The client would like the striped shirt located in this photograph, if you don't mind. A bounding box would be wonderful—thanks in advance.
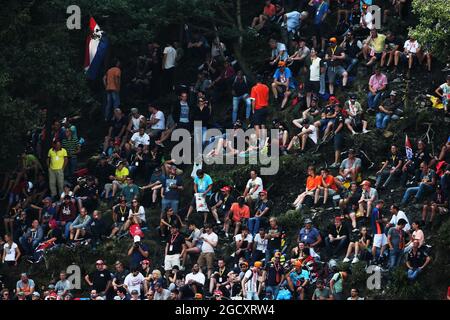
[62,137,80,157]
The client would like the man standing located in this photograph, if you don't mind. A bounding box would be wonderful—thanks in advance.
[47,141,68,199]
[162,42,177,94]
[61,129,80,179]
[103,60,121,121]
[250,74,270,141]
[387,219,407,270]
[198,224,218,279]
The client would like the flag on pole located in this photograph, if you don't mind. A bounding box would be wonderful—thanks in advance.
[405,134,413,160]
[84,17,109,80]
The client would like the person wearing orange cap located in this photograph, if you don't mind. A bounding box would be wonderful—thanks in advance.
[358,180,378,217]
[287,259,310,300]
[325,37,348,95]
[242,260,262,300]
[271,60,295,110]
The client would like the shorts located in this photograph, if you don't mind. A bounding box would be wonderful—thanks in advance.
[253,107,268,126]
[313,23,325,39]
[334,132,344,151]
[400,53,418,63]
[306,80,320,93]
[164,254,181,271]
[198,252,215,270]
[319,118,334,132]
[373,234,388,248]
[327,66,346,83]
[370,52,382,61]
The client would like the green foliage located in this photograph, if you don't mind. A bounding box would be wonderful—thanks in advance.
[411,0,450,61]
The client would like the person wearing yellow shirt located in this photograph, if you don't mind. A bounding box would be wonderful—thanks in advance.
[47,141,68,198]
[362,28,386,67]
[104,161,129,200]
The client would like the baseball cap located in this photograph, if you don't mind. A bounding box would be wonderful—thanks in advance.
[360,180,371,186]
[329,37,337,43]
[274,251,282,258]
[133,235,141,243]
[95,259,104,265]
[131,108,139,114]
[350,94,357,100]
[348,148,356,154]
[259,189,268,195]
[254,261,263,268]
[214,290,223,296]
[116,161,123,167]
[220,186,232,192]
[390,90,397,96]
[33,292,41,298]
[278,60,286,67]
[141,259,150,265]
[294,260,302,267]
[304,218,313,224]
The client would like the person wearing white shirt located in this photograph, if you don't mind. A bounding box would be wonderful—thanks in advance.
[252,229,268,262]
[396,35,421,75]
[198,225,218,278]
[243,170,263,205]
[234,227,253,262]
[2,234,21,266]
[130,127,150,150]
[388,204,410,232]
[162,42,177,94]
[124,270,145,295]
[184,264,206,298]
[147,104,166,139]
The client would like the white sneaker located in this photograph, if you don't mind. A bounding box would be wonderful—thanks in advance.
[362,129,370,134]
[352,257,359,264]
[343,257,350,263]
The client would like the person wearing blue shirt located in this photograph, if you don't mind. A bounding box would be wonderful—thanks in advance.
[272,61,295,110]
[186,169,213,221]
[297,218,322,256]
[288,260,310,300]
[312,0,329,52]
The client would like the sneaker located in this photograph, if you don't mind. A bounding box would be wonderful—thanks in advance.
[352,257,359,263]
[343,257,350,263]
[216,220,221,225]
[362,129,370,134]
[329,162,340,168]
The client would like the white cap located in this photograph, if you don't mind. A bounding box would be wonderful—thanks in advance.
[134,235,141,243]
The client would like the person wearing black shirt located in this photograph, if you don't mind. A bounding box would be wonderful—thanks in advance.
[112,261,129,291]
[127,235,150,270]
[265,217,283,263]
[248,190,273,237]
[382,31,403,69]
[265,252,285,299]
[89,210,107,245]
[375,144,404,189]
[325,37,348,95]
[406,240,431,281]
[74,177,99,212]
[84,260,112,298]
[209,258,228,294]
[109,198,129,238]
[231,70,252,124]
[164,225,185,278]
[160,207,183,239]
[103,108,128,153]
[331,103,345,168]
[210,186,235,225]
[401,140,435,187]
[94,157,115,191]
[192,97,212,148]
[325,217,349,258]
[375,91,403,130]
[339,31,362,74]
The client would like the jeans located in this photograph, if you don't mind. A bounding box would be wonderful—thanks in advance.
[376,168,399,188]
[161,198,179,214]
[367,91,382,110]
[19,237,40,255]
[401,183,434,205]
[319,72,326,95]
[64,157,77,179]
[232,94,252,124]
[388,248,402,270]
[325,237,348,257]
[247,217,261,237]
[345,57,359,73]
[266,285,281,300]
[407,268,422,280]
[375,112,391,129]
[193,125,207,150]
[246,291,259,300]
[105,91,120,121]
[63,222,73,239]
